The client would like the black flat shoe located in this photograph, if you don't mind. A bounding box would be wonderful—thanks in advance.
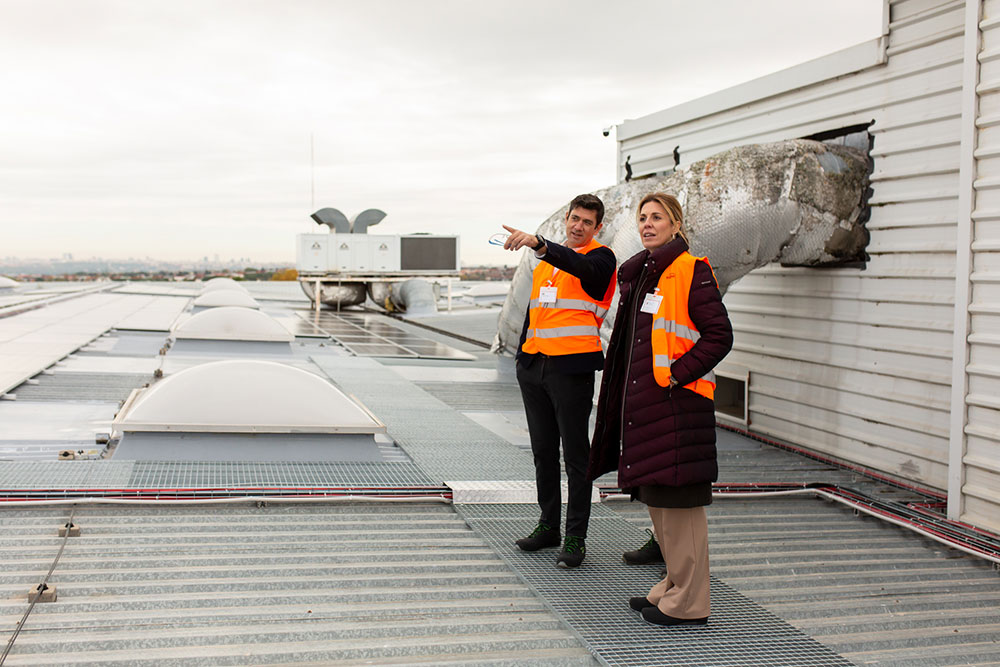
[641,606,708,626]
[628,597,654,612]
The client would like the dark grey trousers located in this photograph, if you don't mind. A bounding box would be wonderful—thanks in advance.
[516,358,595,538]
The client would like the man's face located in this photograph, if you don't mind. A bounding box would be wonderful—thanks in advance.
[563,206,602,248]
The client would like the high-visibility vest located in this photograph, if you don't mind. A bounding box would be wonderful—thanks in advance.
[650,251,717,400]
[522,238,616,356]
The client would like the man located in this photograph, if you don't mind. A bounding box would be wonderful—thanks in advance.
[501,193,616,568]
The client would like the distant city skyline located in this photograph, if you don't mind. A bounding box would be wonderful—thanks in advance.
[1,1,884,267]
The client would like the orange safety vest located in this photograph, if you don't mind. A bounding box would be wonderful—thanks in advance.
[650,251,717,400]
[522,238,616,356]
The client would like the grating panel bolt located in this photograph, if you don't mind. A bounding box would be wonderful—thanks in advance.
[58,522,80,537]
[28,583,56,603]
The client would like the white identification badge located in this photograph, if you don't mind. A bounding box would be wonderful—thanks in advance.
[539,286,557,304]
[640,290,662,314]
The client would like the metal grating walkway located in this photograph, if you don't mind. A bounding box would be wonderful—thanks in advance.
[457,503,854,667]
[126,460,434,488]
[10,372,153,403]
[311,355,536,482]
[0,460,434,491]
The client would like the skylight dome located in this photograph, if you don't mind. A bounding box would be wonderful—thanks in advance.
[172,306,292,342]
[116,359,385,434]
[0,276,19,289]
[199,277,248,295]
[192,290,260,309]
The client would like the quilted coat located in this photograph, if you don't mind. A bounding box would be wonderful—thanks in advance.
[586,237,733,489]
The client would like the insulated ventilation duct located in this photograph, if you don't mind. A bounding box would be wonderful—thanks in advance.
[311,208,351,234]
[310,207,386,234]
[352,208,386,234]
[494,139,871,355]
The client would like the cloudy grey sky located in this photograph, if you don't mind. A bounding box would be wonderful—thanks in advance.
[1,0,883,267]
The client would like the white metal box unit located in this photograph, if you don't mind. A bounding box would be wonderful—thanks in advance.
[296,234,459,275]
[297,235,327,272]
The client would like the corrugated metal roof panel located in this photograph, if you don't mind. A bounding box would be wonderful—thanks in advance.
[0,503,595,665]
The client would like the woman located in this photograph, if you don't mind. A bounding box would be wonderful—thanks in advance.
[586,192,733,626]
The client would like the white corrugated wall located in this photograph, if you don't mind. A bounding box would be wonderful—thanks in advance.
[963,0,1000,531]
[618,0,1000,532]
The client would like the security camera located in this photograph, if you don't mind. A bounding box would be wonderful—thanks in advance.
[602,125,613,137]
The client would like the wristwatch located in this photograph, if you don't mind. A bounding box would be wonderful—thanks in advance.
[532,235,547,252]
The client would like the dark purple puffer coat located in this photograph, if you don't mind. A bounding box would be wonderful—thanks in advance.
[586,237,733,489]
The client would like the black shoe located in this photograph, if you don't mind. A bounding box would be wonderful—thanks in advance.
[628,597,654,612]
[515,522,560,551]
[623,529,664,565]
[556,535,585,568]
[640,607,708,626]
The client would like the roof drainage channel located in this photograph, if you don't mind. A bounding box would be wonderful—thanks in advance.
[456,502,854,667]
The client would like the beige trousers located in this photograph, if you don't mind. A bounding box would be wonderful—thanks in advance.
[646,505,711,619]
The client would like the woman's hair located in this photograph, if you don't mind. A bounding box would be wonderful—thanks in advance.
[637,192,688,244]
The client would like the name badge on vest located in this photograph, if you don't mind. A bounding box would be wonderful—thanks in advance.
[539,285,557,304]
[640,289,662,314]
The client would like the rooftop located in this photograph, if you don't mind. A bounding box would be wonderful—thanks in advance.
[0,281,998,666]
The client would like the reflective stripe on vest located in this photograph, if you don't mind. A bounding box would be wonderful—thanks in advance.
[652,318,700,343]
[650,251,717,401]
[526,324,601,339]
[521,238,616,356]
[528,297,610,319]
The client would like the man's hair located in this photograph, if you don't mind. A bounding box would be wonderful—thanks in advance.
[567,193,605,225]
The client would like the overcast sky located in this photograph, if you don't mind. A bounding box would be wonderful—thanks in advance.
[1,0,884,267]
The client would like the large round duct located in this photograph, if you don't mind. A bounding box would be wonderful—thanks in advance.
[367,282,393,310]
[366,280,438,314]
[391,279,438,316]
[299,280,367,308]
[494,139,871,355]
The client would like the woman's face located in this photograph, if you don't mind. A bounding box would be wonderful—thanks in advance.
[638,200,680,250]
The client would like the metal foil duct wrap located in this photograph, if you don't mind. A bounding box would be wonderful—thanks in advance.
[494,139,870,355]
[299,280,367,307]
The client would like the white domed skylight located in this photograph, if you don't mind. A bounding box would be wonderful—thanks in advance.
[116,359,385,434]
[199,277,248,295]
[192,290,260,309]
[172,306,292,342]
[0,276,19,289]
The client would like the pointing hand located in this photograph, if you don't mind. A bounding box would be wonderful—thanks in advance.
[501,225,544,253]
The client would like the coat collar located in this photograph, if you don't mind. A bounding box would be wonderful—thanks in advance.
[619,237,689,284]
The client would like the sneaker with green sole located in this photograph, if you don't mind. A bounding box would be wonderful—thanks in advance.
[515,522,560,551]
[556,535,585,568]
